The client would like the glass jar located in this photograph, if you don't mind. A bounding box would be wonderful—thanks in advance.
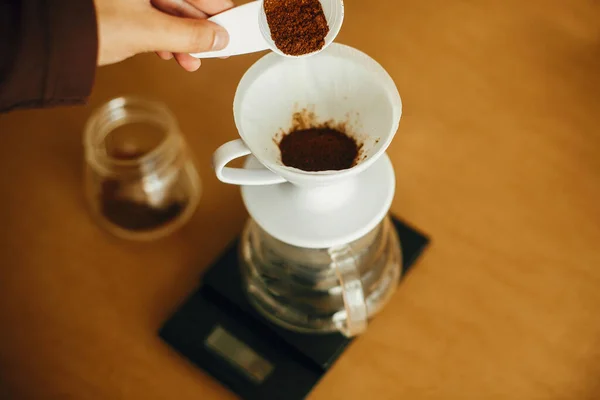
[84,97,201,241]
[240,216,402,337]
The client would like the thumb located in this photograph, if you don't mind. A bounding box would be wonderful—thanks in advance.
[144,13,230,54]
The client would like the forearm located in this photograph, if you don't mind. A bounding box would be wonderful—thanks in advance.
[0,0,98,113]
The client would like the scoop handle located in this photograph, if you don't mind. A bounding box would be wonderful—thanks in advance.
[190,1,270,59]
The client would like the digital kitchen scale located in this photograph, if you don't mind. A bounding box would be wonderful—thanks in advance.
[160,216,429,400]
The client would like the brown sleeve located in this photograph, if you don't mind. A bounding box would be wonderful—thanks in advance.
[0,0,98,113]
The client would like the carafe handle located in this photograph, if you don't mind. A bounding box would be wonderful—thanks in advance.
[329,245,368,337]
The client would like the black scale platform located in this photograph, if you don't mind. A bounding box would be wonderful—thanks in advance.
[160,216,429,400]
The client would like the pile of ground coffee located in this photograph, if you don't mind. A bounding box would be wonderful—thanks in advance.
[264,0,330,56]
[279,127,360,171]
[98,148,187,232]
[100,179,187,232]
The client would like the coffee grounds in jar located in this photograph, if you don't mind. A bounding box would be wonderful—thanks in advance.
[279,127,360,171]
[100,179,187,232]
[97,148,188,233]
[264,0,330,56]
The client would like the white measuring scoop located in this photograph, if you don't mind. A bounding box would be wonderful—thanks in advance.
[190,0,345,59]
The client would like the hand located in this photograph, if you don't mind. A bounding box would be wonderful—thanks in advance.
[151,0,235,71]
[94,0,233,71]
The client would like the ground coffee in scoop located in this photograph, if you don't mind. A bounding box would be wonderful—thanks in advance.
[264,0,330,56]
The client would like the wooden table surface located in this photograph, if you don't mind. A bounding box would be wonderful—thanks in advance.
[1,0,599,399]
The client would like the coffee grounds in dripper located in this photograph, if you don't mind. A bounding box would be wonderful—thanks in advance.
[279,127,359,171]
[277,109,363,172]
[264,0,330,56]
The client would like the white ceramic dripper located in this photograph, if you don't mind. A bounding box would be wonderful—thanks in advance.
[213,43,402,190]
[191,0,345,59]
[212,43,402,337]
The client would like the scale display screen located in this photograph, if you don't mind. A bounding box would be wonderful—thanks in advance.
[205,325,274,384]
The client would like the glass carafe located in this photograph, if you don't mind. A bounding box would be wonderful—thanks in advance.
[240,216,402,337]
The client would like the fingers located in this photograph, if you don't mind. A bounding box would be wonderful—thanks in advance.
[174,53,202,71]
[186,0,235,15]
[156,51,174,60]
[156,51,203,71]
[151,0,208,18]
[151,0,206,68]
[148,0,233,70]
[151,0,234,19]
[144,12,229,54]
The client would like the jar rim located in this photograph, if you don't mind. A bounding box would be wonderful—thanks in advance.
[84,96,181,172]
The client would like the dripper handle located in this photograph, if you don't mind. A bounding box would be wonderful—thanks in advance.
[212,139,286,185]
[190,1,270,59]
[330,245,368,337]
